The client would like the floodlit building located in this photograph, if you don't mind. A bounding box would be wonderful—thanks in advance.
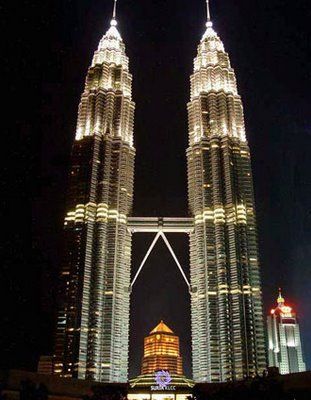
[267,290,306,374]
[141,321,183,375]
[53,0,267,384]
[129,322,194,400]
[187,1,266,381]
[54,1,135,382]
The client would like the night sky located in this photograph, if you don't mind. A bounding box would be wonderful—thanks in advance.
[3,0,311,378]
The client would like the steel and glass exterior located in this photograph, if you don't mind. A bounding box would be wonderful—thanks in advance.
[54,18,135,382]
[53,3,267,384]
[187,18,266,382]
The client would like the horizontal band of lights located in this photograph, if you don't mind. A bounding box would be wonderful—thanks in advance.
[194,204,251,225]
[195,286,261,297]
[144,350,179,356]
[190,145,250,156]
[64,203,127,224]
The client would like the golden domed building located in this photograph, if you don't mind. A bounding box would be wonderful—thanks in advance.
[141,321,183,375]
[129,321,194,399]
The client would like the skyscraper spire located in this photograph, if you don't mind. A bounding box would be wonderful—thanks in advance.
[112,0,117,23]
[188,0,266,381]
[206,0,211,24]
[93,0,123,64]
[277,287,285,306]
[54,0,135,382]
[202,0,216,40]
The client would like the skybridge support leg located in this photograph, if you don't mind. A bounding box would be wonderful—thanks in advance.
[159,231,190,288]
[131,231,162,287]
[130,230,190,289]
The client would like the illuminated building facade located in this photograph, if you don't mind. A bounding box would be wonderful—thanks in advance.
[141,321,183,375]
[129,322,193,395]
[187,2,266,382]
[54,2,135,382]
[267,290,306,374]
[37,356,54,375]
[53,0,267,384]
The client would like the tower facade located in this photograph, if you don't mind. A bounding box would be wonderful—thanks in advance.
[267,290,306,374]
[54,11,135,382]
[141,321,183,375]
[52,0,269,384]
[187,4,266,382]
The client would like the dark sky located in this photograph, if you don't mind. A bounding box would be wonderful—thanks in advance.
[3,0,311,378]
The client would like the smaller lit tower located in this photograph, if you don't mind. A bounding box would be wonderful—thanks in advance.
[129,322,194,389]
[141,321,183,375]
[267,289,306,374]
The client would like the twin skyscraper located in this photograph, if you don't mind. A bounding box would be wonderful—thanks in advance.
[54,1,267,383]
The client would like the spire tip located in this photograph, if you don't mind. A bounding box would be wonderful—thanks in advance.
[110,0,118,27]
[205,0,213,28]
[206,0,211,21]
[277,287,285,305]
[112,0,117,19]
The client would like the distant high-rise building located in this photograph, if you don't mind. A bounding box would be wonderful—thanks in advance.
[187,1,266,382]
[141,321,183,375]
[37,356,54,375]
[129,321,194,390]
[267,290,306,374]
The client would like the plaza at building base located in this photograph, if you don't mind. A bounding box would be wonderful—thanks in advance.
[129,373,194,400]
[2,369,311,400]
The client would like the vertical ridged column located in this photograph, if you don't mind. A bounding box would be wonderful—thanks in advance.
[187,20,266,382]
[54,18,135,382]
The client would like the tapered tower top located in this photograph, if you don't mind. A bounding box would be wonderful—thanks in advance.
[107,0,120,37]
[201,0,219,41]
[91,0,129,69]
[150,320,174,334]
[100,0,122,45]
[271,288,294,317]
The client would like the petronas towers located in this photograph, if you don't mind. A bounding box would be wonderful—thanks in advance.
[187,17,266,381]
[54,15,134,382]
[54,1,266,383]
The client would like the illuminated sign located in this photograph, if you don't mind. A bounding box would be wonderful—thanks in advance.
[151,370,176,391]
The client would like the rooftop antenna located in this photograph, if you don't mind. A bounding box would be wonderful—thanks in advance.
[206,0,211,21]
[206,0,213,27]
[112,0,117,19]
[277,287,285,305]
[111,0,118,26]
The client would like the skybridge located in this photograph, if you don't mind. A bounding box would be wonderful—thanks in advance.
[128,217,194,289]
[127,217,194,233]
